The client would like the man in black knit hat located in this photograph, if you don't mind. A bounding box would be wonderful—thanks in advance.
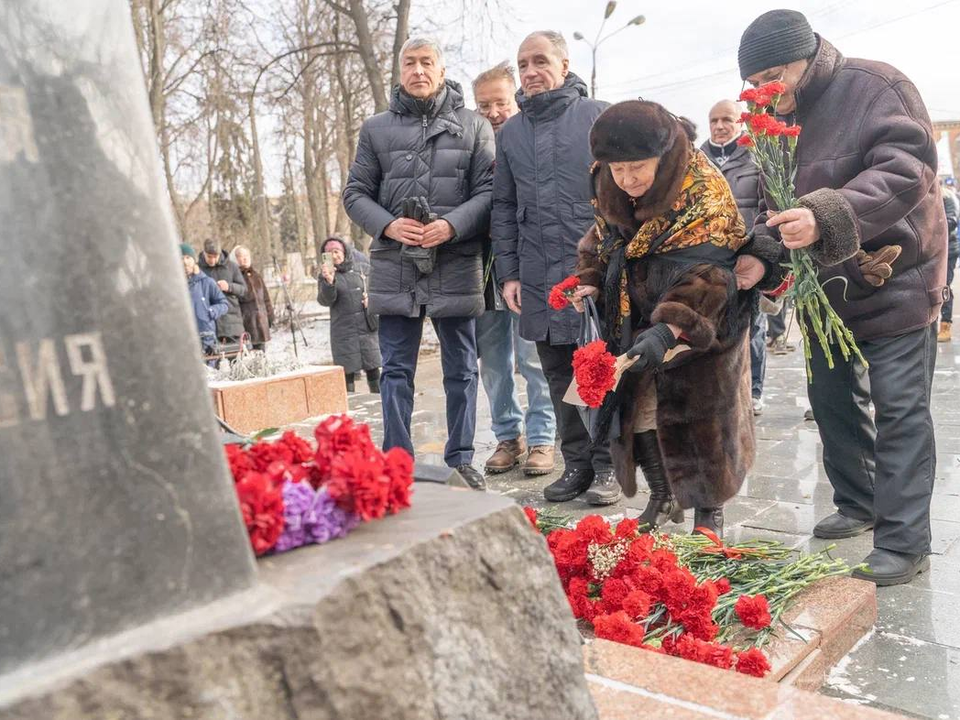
[739,9,947,585]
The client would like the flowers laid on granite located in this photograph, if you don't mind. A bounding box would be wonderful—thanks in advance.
[548,275,582,310]
[526,511,856,678]
[738,81,866,381]
[572,340,617,408]
[227,415,413,556]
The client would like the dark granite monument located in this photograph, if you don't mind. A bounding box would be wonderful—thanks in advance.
[0,0,256,676]
[0,3,598,718]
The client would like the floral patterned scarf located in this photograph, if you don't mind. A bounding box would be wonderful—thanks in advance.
[591,149,748,346]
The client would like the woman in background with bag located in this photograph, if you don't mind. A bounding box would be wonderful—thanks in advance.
[574,100,761,537]
[317,236,382,394]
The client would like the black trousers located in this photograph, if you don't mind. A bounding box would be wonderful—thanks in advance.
[807,322,937,555]
[536,341,612,473]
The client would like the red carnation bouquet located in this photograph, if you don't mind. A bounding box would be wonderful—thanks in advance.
[525,511,858,678]
[572,340,617,408]
[549,275,581,310]
[738,82,866,381]
[226,417,414,556]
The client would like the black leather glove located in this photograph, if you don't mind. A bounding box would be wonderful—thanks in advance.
[400,196,437,274]
[626,323,678,374]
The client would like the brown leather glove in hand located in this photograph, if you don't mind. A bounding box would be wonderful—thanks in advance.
[856,245,901,287]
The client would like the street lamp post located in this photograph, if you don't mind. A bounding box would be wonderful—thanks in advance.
[574,2,646,98]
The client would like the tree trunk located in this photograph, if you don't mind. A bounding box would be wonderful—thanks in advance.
[345,0,388,113]
[390,0,411,90]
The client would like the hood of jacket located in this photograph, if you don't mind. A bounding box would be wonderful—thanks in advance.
[516,72,589,124]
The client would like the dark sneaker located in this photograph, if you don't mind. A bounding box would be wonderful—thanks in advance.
[813,512,874,539]
[852,549,930,586]
[543,468,594,502]
[583,470,621,506]
[456,464,486,491]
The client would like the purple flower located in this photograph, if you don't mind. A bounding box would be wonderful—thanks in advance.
[273,480,316,553]
[307,490,360,545]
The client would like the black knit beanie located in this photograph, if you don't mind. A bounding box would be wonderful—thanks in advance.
[590,101,680,163]
[738,9,817,80]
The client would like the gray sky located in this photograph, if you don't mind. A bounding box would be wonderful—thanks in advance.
[443,0,960,136]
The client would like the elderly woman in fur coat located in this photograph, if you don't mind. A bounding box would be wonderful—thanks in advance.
[574,100,755,537]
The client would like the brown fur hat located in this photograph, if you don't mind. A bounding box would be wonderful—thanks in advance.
[590,100,692,162]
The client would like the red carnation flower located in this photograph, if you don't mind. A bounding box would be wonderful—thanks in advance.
[548,529,589,570]
[615,517,640,539]
[565,576,591,618]
[575,514,614,545]
[225,444,256,483]
[735,594,772,630]
[247,440,294,474]
[716,578,732,595]
[548,275,581,310]
[601,577,631,614]
[739,88,758,103]
[736,647,771,678]
[593,611,647,648]
[572,340,616,408]
[650,548,680,573]
[670,635,732,669]
[277,430,315,464]
[383,447,414,514]
[327,447,391,521]
[314,415,375,478]
[759,80,787,96]
[523,506,539,529]
[235,471,285,555]
[622,590,653,620]
[736,134,754,147]
[782,124,801,138]
[630,564,664,597]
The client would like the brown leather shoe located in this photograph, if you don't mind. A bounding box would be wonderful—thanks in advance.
[523,445,556,476]
[484,437,527,474]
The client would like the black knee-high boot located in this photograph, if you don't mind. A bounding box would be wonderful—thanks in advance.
[366,368,381,394]
[345,372,356,393]
[635,430,684,530]
[693,507,724,538]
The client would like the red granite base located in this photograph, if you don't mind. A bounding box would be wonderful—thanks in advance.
[583,577,889,718]
[210,366,348,434]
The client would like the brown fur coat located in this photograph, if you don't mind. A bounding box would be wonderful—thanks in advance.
[577,149,755,509]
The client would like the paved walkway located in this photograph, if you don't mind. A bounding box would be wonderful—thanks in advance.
[337,328,960,720]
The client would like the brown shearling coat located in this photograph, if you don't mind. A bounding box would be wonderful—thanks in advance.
[577,143,755,509]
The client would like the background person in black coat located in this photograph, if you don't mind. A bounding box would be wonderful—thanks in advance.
[317,237,382,394]
[198,238,248,343]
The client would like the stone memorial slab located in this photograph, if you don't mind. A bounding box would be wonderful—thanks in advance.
[0,0,256,677]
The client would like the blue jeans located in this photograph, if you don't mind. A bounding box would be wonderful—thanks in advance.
[379,313,477,467]
[476,310,556,447]
[750,311,767,399]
